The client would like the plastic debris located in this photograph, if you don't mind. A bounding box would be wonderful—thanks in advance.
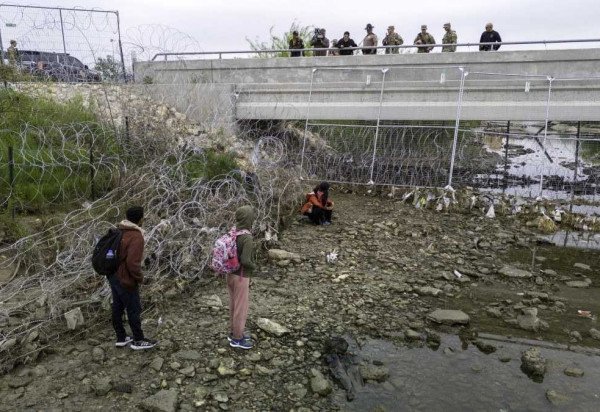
[326,250,338,264]
[485,204,496,218]
[453,270,463,279]
[577,310,592,318]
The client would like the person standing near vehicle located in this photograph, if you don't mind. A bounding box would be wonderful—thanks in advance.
[479,22,502,51]
[7,40,18,65]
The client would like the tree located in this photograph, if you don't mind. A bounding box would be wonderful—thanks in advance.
[94,55,121,82]
[246,21,314,58]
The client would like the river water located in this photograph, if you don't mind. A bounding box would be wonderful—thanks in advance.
[333,334,600,411]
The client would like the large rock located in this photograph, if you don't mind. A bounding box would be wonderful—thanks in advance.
[521,348,546,380]
[517,308,541,331]
[267,249,301,262]
[256,318,290,337]
[498,265,532,279]
[310,369,332,396]
[427,309,470,325]
[359,363,389,382]
[140,389,179,412]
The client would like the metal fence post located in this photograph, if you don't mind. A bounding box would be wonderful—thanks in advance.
[89,142,95,200]
[368,68,388,185]
[447,68,467,189]
[569,121,581,213]
[116,11,127,82]
[503,120,511,192]
[300,68,317,175]
[59,9,67,55]
[538,76,554,198]
[8,146,15,219]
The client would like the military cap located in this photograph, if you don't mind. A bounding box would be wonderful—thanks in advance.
[421,25,427,30]
[443,23,451,28]
[388,25,395,30]
[10,39,17,45]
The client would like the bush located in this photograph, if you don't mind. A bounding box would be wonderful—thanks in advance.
[184,149,239,181]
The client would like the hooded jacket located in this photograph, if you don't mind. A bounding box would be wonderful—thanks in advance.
[116,220,144,290]
[235,206,257,277]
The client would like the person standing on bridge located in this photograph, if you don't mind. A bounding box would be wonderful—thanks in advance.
[362,23,378,55]
[382,25,404,54]
[413,25,435,53]
[336,32,358,56]
[479,23,502,51]
[442,23,458,52]
[289,31,305,57]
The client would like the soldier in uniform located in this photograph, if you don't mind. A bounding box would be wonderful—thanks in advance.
[382,25,404,54]
[310,28,330,57]
[479,23,502,51]
[289,31,304,57]
[362,23,378,55]
[7,40,19,65]
[413,25,435,53]
[442,23,457,52]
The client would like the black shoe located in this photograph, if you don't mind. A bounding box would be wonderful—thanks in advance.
[130,338,158,350]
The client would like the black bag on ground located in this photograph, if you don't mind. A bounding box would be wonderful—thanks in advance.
[92,228,123,276]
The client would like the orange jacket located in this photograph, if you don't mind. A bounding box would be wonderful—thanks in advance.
[301,191,334,214]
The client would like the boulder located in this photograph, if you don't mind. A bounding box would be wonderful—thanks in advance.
[498,265,532,279]
[521,347,546,380]
[256,318,290,337]
[140,389,179,412]
[427,309,470,325]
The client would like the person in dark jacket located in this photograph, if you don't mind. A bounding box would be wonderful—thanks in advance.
[479,23,502,51]
[108,206,157,350]
[289,31,304,57]
[336,32,358,56]
[227,205,257,349]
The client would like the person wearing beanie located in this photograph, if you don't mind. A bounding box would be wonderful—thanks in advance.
[108,206,157,350]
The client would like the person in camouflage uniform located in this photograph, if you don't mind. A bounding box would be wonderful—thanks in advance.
[7,40,18,65]
[413,25,435,53]
[442,23,457,52]
[382,25,404,54]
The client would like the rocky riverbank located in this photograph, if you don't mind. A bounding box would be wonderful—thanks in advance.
[0,192,598,411]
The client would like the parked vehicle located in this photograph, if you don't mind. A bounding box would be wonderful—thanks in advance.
[10,50,102,82]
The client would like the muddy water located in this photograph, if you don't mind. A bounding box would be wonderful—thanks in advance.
[333,334,600,411]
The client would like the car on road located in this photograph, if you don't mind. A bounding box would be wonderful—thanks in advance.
[9,50,102,82]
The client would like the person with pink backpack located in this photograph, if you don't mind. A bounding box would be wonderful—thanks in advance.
[211,205,257,349]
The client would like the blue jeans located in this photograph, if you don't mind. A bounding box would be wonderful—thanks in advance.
[108,274,144,341]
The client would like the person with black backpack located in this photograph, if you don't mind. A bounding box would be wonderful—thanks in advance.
[107,206,157,350]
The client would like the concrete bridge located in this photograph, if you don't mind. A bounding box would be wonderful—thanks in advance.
[134,49,600,123]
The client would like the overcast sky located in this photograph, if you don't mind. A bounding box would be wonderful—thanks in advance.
[2,0,599,61]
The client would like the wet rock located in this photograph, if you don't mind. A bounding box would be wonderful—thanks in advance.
[473,340,497,354]
[256,318,290,336]
[565,279,591,288]
[520,348,546,381]
[310,369,332,396]
[589,328,600,340]
[564,367,584,377]
[359,363,389,382]
[92,376,112,396]
[140,389,179,412]
[427,309,470,325]
[498,265,532,279]
[546,389,571,406]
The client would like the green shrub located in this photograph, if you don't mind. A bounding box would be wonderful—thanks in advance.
[184,149,239,181]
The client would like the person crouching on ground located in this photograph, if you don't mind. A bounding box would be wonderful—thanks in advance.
[228,205,257,350]
[301,181,334,225]
[109,206,157,350]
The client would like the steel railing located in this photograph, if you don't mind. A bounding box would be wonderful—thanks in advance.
[151,38,600,61]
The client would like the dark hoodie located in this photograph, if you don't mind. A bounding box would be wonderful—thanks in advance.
[235,206,257,276]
